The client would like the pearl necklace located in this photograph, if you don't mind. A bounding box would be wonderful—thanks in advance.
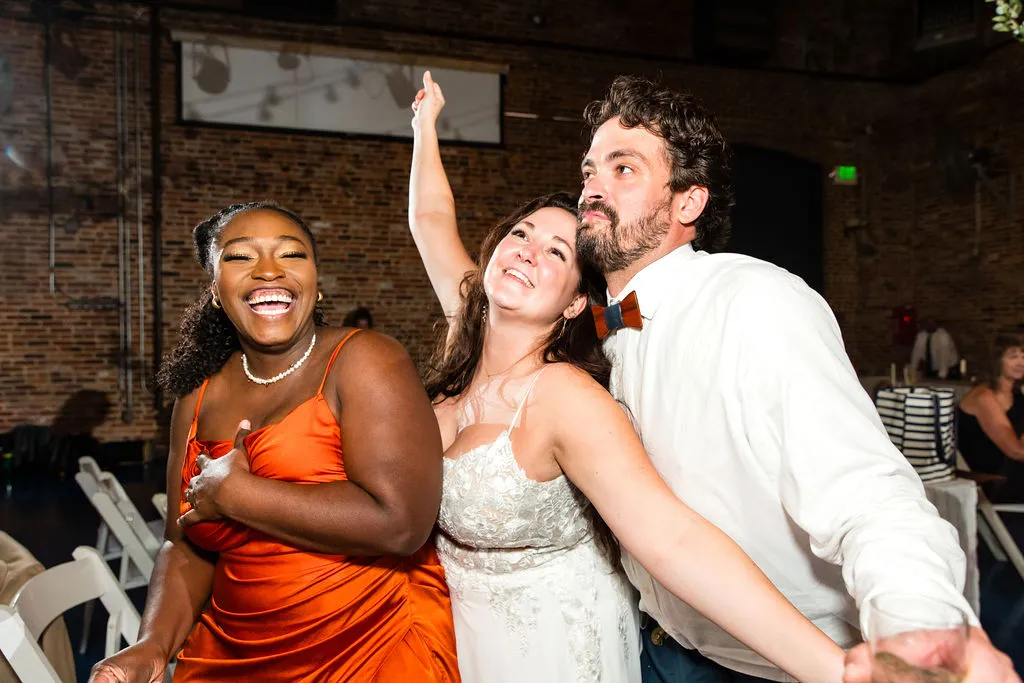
[242,333,317,385]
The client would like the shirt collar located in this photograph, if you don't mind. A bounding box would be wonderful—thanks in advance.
[607,244,698,320]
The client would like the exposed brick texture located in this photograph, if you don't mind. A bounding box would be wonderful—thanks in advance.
[1,0,1021,445]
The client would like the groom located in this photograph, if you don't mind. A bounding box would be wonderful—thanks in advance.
[577,76,1018,683]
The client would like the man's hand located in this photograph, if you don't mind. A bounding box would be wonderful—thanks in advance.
[843,627,1019,683]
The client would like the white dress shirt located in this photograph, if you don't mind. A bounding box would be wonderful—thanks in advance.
[911,328,960,378]
[604,245,973,681]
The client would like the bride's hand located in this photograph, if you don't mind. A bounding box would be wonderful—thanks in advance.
[411,70,446,130]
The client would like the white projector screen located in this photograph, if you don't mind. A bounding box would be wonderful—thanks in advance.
[176,35,504,144]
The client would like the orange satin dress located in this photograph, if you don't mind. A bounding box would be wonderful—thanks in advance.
[174,332,460,682]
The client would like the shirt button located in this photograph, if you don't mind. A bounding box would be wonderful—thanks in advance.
[651,626,667,647]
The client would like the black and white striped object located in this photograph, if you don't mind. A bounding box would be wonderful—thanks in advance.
[874,386,957,483]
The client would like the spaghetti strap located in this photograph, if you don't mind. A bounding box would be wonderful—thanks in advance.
[317,329,363,395]
[507,366,547,432]
[188,379,211,440]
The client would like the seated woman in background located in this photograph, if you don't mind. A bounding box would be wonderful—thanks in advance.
[957,326,1024,503]
[89,202,458,683]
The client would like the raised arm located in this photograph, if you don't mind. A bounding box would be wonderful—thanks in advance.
[185,332,444,556]
[409,71,477,319]
[90,393,217,682]
[969,390,1024,460]
[543,366,845,683]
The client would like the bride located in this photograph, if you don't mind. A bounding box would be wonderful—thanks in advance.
[409,72,845,683]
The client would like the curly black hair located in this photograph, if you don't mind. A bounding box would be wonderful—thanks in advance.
[157,202,326,398]
[583,75,735,252]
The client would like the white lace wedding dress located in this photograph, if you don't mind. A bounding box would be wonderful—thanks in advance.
[435,369,641,683]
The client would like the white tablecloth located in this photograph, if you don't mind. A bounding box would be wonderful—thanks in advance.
[923,478,980,616]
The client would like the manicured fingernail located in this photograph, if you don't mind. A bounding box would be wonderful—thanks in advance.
[240,419,251,430]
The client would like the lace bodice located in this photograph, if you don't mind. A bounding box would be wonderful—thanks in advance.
[434,367,641,683]
[436,368,595,572]
[437,431,593,572]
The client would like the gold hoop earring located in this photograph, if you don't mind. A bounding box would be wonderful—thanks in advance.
[561,317,568,337]
[211,295,221,310]
[317,291,324,303]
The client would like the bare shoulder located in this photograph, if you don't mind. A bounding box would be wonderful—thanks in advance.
[320,328,420,396]
[327,328,412,369]
[169,386,202,438]
[534,362,619,418]
[961,385,998,415]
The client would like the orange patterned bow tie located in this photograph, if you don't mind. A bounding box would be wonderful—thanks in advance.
[591,291,643,340]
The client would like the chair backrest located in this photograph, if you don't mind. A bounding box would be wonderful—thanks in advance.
[98,472,162,554]
[78,455,104,483]
[76,460,162,555]
[0,547,140,682]
[957,452,1024,581]
[152,492,168,521]
[74,472,155,580]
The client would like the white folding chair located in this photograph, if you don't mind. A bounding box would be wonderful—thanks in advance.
[0,546,140,683]
[98,471,164,554]
[151,493,168,521]
[77,457,124,564]
[75,461,161,654]
[79,458,163,554]
[956,452,1024,582]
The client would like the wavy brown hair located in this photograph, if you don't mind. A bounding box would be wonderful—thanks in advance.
[423,192,620,565]
[583,75,735,252]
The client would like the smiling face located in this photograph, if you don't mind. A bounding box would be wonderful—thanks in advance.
[1000,345,1024,383]
[210,209,319,350]
[481,206,585,326]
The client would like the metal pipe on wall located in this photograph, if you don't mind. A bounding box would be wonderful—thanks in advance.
[115,30,135,423]
[150,5,164,415]
[115,30,126,405]
[134,30,148,396]
[123,31,134,423]
[44,9,56,296]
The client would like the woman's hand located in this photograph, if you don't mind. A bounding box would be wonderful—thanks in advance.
[178,419,252,528]
[411,70,446,130]
[88,641,167,683]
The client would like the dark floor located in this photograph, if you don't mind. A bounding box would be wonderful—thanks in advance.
[2,468,1022,680]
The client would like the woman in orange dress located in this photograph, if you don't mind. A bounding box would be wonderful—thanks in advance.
[89,202,459,682]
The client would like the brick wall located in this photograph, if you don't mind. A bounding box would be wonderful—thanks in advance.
[1,0,1020,444]
[843,44,1024,375]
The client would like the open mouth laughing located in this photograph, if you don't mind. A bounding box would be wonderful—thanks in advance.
[245,287,296,318]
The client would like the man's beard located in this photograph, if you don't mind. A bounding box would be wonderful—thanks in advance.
[577,198,672,274]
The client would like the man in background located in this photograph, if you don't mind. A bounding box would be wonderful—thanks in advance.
[912,318,960,379]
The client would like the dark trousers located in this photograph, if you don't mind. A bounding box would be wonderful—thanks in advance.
[640,617,774,683]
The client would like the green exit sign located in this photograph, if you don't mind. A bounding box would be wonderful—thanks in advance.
[832,165,858,185]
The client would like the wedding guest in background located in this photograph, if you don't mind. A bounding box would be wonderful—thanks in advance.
[912,318,961,380]
[343,306,374,329]
[958,326,1024,503]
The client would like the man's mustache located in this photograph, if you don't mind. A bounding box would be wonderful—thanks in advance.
[578,200,619,226]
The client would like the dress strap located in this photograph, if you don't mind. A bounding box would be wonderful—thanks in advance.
[188,379,211,440]
[317,329,363,395]
[507,366,547,432]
